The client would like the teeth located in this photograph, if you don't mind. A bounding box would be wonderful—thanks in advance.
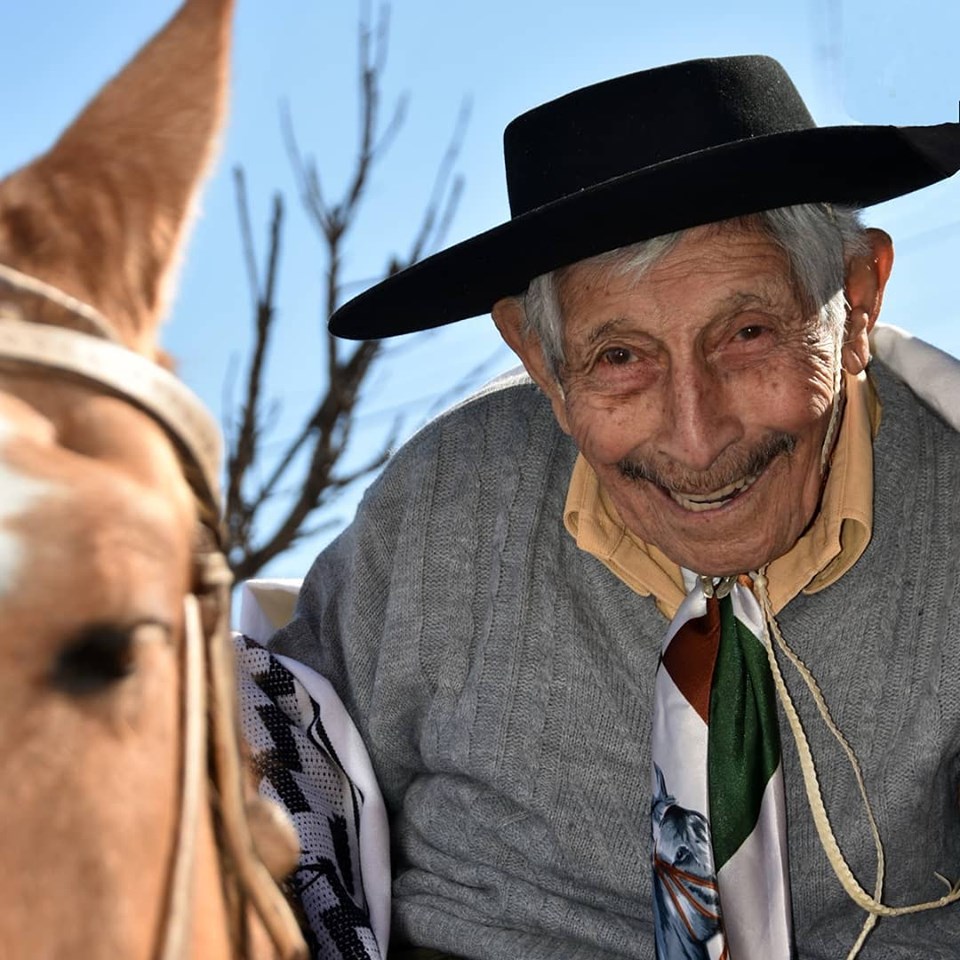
[668,474,758,512]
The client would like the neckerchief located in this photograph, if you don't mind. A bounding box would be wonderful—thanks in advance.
[651,571,794,959]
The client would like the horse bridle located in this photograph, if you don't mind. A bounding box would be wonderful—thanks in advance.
[653,854,721,934]
[0,263,308,960]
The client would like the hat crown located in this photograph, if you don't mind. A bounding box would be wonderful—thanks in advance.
[504,55,816,217]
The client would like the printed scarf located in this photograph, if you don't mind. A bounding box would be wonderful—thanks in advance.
[651,572,793,960]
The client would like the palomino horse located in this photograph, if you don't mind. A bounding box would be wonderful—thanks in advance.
[0,1,307,957]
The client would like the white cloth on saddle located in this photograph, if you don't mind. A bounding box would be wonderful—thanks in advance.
[237,579,391,958]
[870,323,960,431]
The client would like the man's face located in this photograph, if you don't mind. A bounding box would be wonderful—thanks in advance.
[548,224,841,576]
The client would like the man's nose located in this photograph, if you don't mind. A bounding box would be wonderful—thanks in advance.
[656,360,740,472]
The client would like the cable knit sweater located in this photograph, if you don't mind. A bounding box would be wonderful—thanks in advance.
[270,360,960,959]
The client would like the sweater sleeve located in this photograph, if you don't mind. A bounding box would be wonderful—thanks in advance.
[266,437,439,805]
[267,373,560,807]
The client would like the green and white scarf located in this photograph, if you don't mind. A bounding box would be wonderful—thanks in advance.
[651,571,793,960]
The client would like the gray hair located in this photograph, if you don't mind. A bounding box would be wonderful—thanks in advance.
[521,203,868,379]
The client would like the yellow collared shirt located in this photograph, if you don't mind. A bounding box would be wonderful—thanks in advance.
[563,371,880,618]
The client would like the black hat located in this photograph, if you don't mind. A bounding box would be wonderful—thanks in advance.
[329,54,960,340]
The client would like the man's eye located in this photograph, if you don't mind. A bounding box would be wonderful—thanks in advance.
[600,347,634,365]
[735,325,765,341]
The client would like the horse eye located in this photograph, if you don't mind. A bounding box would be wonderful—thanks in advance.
[674,845,691,865]
[51,624,137,696]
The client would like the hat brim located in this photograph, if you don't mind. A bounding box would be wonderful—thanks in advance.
[329,123,960,339]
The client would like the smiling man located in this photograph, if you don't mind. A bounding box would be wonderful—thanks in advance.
[493,216,889,579]
[242,56,960,959]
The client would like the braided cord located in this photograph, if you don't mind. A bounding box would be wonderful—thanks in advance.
[752,570,960,958]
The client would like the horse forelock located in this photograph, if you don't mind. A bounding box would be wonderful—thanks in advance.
[0,401,61,597]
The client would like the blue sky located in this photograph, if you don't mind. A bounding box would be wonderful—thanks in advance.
[2,0,958,580]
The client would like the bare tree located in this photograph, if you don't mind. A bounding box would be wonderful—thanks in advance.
[224,3,471,583]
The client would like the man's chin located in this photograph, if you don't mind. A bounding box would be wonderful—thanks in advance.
[657,538,785,578]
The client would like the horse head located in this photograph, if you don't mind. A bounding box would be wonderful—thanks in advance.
[0,2,305,957]
[651,765,722,960]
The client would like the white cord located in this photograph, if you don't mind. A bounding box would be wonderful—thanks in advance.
[751,570,960,958]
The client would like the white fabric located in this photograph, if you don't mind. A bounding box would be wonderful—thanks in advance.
[239,579,392,957]
[238,578,302,638]
[870,323,960,431]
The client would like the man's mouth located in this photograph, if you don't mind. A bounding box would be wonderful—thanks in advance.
[617,432,794,515]
[664,473,760,512]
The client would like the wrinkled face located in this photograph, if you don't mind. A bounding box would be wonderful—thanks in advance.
[550,224,841,576]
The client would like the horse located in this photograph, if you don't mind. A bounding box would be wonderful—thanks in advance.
[0,1,307,957]
[651,765,725,960]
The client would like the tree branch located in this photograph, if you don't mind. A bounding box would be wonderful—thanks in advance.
[223,1,474,585]
[225,175,284,554]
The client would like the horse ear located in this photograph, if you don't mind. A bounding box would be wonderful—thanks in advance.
[651,764,672,825]
[653,764,668,802]
[0,0,234,357]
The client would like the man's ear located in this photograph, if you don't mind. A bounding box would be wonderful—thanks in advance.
[491,296,571,434]
[842,228,894,375]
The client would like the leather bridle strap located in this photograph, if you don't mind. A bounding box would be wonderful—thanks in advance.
[165,556,308,960]
[158,593,207,960]
[0,262,121,342]
[0,315,222,524]
[201,553,311,960]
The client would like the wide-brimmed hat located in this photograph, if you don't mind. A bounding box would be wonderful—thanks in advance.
[329,54,960,340]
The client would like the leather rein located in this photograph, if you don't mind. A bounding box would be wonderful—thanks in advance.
[0,263,307,960]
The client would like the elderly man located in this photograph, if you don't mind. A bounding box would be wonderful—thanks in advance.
[238,56,960,959]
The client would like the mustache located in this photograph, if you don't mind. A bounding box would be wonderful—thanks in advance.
[617,432,796,494]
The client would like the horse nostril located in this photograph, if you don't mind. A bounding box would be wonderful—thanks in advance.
[51,623,137,695]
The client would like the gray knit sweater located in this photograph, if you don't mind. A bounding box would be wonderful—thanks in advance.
[270,361,960,959]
